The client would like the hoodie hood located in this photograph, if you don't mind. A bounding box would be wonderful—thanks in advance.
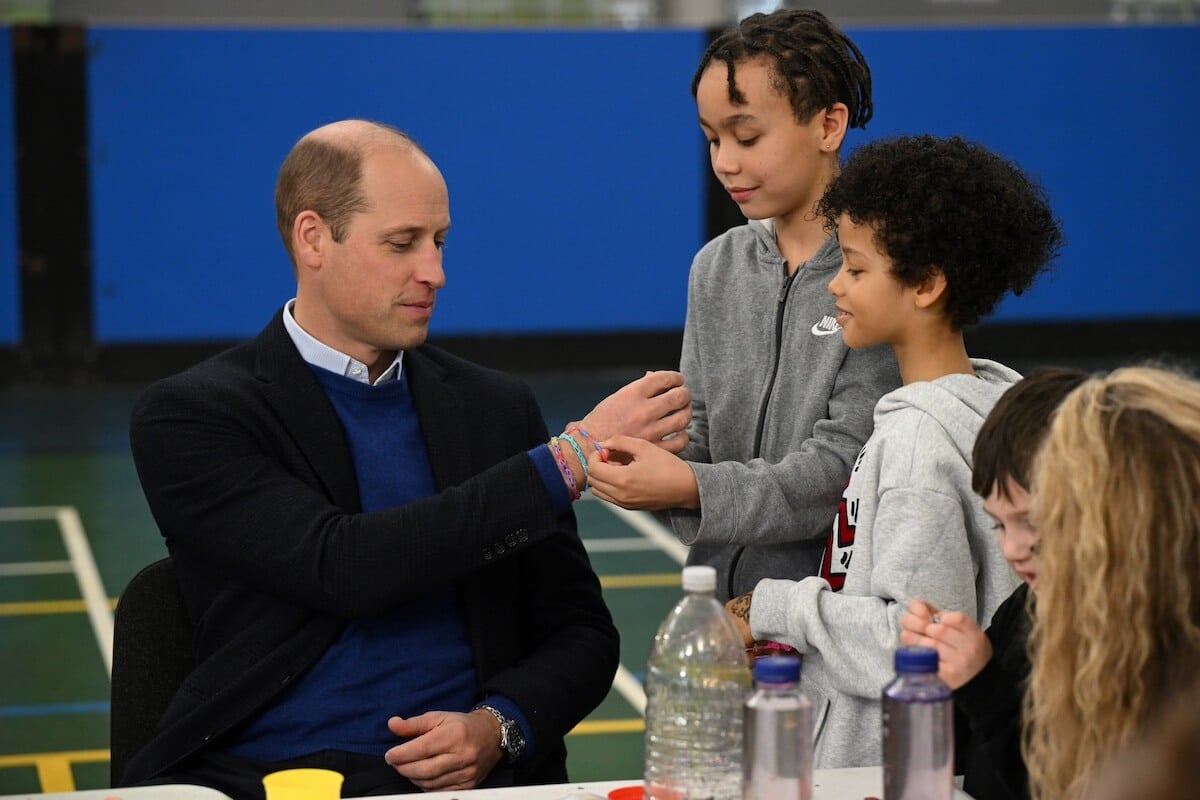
[748,218,844,275]
[874,358,1023,463]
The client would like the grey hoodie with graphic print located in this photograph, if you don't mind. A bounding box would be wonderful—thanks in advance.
[665,218,901,601]
[749,359,1024,768]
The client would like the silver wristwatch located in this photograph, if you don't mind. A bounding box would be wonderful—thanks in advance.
[479,704,526,765]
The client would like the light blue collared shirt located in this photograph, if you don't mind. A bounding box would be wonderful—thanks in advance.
[282,300,403,385]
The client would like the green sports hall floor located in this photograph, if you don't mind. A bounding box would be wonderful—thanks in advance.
[0,368,687,794]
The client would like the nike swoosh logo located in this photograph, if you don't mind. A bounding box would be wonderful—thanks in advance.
[811,315,842,337]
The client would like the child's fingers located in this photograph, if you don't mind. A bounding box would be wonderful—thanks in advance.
[932,610,975,631]
[907,599,938,619]
[899,629,927,647]
[899,612,929,634]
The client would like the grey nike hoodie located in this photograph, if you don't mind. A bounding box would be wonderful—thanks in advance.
[667,218,901,601]
[749,358,1023,768]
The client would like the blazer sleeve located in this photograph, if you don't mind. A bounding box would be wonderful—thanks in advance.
[468,378,619,757]
[129,362,565,619]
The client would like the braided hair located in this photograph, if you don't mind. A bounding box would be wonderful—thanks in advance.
[691,9,872,129]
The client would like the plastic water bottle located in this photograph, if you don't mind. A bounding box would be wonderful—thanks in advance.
[882,646,953,800]
[644,565,751,800]
[743,656,812,800]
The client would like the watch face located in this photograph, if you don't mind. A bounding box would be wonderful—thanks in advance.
[502,719,526,763]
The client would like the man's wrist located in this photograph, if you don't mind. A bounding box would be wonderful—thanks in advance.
[477,704,525,765]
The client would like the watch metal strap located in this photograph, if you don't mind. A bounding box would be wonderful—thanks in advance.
[478,704,520,764]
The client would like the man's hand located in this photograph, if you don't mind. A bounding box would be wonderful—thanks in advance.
[384,709,502,791]
[587,435,699,510]
[578,371,691,454]
[899,599,992,690]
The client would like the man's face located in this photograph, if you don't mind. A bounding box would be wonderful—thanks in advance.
[984,478,1039,590]
[300,145,450,366]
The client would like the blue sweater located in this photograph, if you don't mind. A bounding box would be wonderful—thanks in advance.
[229,368,476,759]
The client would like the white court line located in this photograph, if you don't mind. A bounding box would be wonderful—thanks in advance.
[0,506,63,521]
[0,560,73,576]
[0,505,114,675]
[613,663,647,716]
[582,496,693,715]
[583,537,664,553]
[584,497,688,566]
[56,507,115,677]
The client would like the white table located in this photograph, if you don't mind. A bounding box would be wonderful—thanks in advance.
[0,787,231,800]
[416,768,974,798]
[0,769,973,799]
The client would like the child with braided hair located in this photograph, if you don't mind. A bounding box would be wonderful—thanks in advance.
[589,9,901,603]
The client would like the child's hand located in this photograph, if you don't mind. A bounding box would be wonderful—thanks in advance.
[588,436,699,510]
[724,592,755,648]
[900,598,939,635]
[899,599,992,690]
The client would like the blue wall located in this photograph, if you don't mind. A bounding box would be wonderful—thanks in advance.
[87,28,706,342]
[70,23,1200,343]
[0,27,17,346]
[854,24,1200,322]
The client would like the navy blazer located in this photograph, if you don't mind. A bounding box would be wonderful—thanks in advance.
[124,311,619,786]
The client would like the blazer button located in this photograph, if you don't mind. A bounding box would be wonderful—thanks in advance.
[504,534,518,549]
[495,542,506,555]
[482,547,493,561]
[516,528,529,543]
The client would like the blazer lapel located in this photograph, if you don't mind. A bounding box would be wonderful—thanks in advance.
[406,348,471,491]
[253,313,362,511]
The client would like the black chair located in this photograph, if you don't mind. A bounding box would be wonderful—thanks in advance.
[109,556,196,785]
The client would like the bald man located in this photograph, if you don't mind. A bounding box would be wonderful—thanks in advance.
[126,120,691,798]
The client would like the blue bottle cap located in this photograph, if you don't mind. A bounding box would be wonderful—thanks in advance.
[754,655,801,684]
[894,646,939,673]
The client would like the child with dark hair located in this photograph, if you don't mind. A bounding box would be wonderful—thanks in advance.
[588,9,901,603]
[901,367,1090,800]
[723,134,1065,767]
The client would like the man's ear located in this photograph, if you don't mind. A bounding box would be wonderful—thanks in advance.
[293,210,325,271]
[913,267,948,310]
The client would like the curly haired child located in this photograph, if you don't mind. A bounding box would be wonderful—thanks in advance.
[726,133,1064,767]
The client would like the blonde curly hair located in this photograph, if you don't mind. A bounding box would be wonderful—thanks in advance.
[1024,365,1200,800]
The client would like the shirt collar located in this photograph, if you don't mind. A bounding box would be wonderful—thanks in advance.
[282,300,403,385]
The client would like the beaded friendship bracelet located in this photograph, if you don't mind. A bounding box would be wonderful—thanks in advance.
[557,433,589,489]
[746,640,798,658]
[568,425,608,463]
[548,437,580,501]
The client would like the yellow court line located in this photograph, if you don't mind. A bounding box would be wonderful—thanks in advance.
[0,578,679,613]
[0,574,678,615]
[0,750,109,793]
[0,574,674,614]
[570,718,645,735]
[598,573,680,589]
[37,757,77,793]
[0,598,118,616]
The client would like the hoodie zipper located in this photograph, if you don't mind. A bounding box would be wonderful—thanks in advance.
[728,267,798,599]
[752,271,797,457]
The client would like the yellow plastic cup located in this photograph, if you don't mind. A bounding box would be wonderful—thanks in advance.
[262,767,344,800]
